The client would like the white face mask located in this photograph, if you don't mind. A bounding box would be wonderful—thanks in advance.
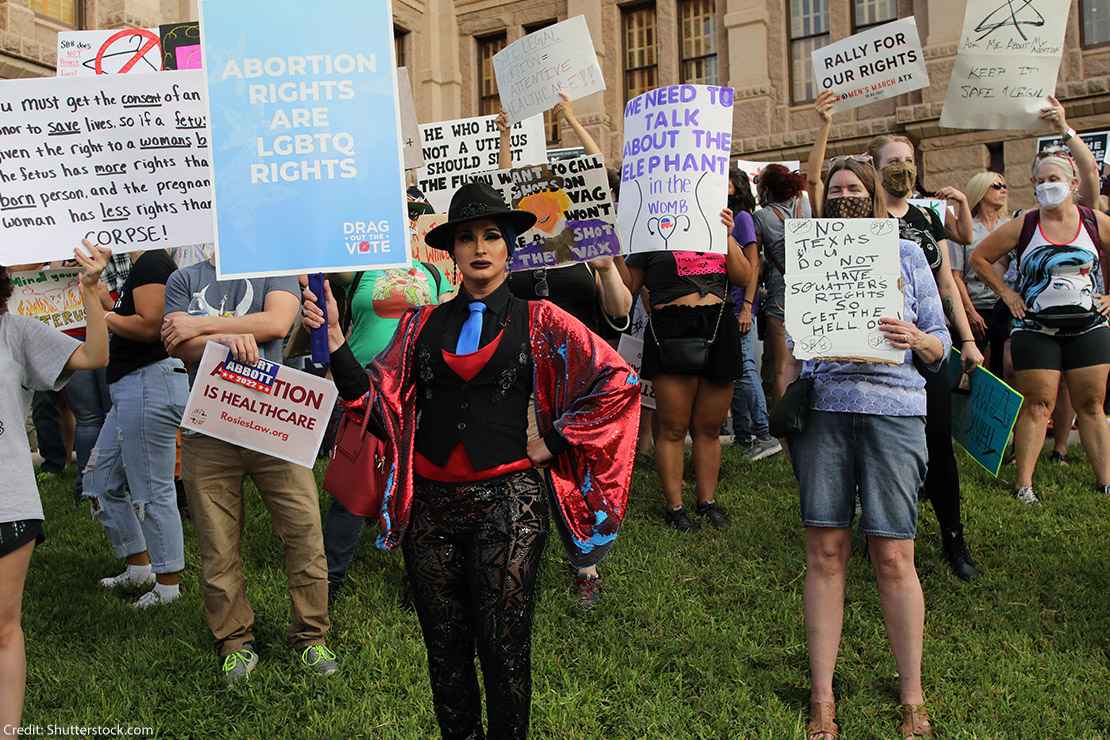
[1035,181,1072,209]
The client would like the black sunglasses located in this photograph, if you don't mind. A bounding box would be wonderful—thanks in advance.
[990,182,1008,191]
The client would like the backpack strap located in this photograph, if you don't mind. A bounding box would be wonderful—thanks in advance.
[1079,205,1102,253]
[341,271,365,335]
[1015,209,1041,265]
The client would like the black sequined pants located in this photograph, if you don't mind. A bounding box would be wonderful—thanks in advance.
[404,470,549,740]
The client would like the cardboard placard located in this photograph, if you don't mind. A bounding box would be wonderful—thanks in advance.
[410,213,456,282]
[397,67,423,170]
[940,0,1069,130]
[6,268,85,331]
[785,218,904,363]
[492,16,605,125]
[200,0,410,279]
[812,17,929,111]
[1037,130,1110,164]
[181,342,338,469]
[57,28,162,78]
[0,71,213,266]
[947,348,1023,476]
[415,114,547,213]
[617,333,655,410]
[618,84,734,255]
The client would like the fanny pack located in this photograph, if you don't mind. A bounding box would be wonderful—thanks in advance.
[769,374,814,439]
[648,302,726,374]
[1027,306,1099,331]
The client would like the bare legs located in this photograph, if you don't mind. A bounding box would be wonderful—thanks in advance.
[651,375,732,508]
[0,540,34,733]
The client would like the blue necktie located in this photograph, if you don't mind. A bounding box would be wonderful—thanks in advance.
[455,302,487,355]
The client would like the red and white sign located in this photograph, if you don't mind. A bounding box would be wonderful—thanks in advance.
[181,342,339,468]
[57,28,162,78]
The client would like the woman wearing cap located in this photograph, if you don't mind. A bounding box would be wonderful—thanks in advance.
[971,144,1110,505]
[303,182,639,739]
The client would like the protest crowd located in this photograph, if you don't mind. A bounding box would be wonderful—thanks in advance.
[3,1,1110,738]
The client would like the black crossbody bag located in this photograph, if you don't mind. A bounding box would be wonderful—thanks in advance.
[769,373,813,438]
[648,301,726,375]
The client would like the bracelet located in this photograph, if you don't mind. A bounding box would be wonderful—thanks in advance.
[960,339,976,345]
[744,299,753,306]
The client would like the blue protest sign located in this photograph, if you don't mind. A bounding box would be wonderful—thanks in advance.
[947,349,1024,477]
[199,0,409,279]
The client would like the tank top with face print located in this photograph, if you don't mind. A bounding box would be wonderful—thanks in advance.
[1015,213,1106,337]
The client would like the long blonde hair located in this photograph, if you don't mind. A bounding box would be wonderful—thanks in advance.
[965,171,1007,216]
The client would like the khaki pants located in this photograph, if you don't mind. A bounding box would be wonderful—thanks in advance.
[181,435,329,657]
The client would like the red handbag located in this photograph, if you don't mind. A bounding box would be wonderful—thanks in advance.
[323,399,388,518]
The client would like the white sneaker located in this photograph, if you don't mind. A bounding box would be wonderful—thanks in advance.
[99,568,155,590]
[1014,486,1040,505]
[133,587,180,609]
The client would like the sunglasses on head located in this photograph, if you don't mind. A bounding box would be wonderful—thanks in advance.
[827,154,873,167]
[1035,146,1075,161]
[990,182,1008,191]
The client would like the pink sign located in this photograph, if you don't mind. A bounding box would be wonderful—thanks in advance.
[175,44,202,70]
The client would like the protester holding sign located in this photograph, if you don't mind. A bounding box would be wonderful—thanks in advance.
[302,181,639,739]
[0,241,111,736]
[624,210,752,532]
[790,161,949,740]
[85,249,189,609]
[500,97,632,611]
[162,257,336,682]
[971,148,1110,505]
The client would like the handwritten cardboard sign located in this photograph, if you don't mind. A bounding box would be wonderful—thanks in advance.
[813,17,929,111]
[618,84,734,255]
[181,342,338,468]
[415,114,547,213]
[940,0,1069,130]
[947,348,1023,476]
[492,15,605,125]
[200,0,410,279]
[411,213,456,282]
[785,218,903,363]
[57,28,162,78]
[617,333,655,410]
[468,154,619,271]
[0,71,213,266]
[6,268,85,331]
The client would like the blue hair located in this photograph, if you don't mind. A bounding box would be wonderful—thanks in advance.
[496,218,518,257]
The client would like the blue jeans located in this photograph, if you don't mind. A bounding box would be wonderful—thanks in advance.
[730,328,770,439]
[32,391,66,474]
[85,359,189,573]
[324,497,366,586]
[64,368,111,497]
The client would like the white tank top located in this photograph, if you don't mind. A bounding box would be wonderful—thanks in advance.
[1016,214,1104,336]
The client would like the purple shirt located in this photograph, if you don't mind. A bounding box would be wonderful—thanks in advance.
[731,211,757,312]
[800,240,951,417]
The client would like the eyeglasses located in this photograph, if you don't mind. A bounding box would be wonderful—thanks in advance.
[990,182,1008,191]
[533,267,549,298]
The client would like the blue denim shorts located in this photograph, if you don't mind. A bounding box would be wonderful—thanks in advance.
[791,411,927,539]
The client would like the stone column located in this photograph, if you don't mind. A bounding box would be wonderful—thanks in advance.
[724,0,771,90]
[567,0,611,156]
[418,0,462,122]
[924,0,964,47]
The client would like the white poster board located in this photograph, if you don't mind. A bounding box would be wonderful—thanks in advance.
[7,268,85,331]
[493,15,605,125]
[785,218,903,363]
[0,71,213,266]
[415,114,547,213]
[181,342,338,469]
[734,159,801,200]
[397,67,424,171]
[57,28,162,78]
[812,17,929,111]
[622,301,656,409]
[939,0,1069,130]
[618,84,734,255]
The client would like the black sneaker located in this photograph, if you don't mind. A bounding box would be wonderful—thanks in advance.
[695,501,730,529]
[1049,451,1069,465]
[664,507,701,532]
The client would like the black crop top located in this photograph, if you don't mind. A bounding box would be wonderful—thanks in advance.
[625,251,728,307]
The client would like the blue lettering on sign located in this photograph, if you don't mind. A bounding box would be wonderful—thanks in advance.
[219,350,280,394]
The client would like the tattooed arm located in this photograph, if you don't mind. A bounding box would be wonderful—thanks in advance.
[934,241,983,370]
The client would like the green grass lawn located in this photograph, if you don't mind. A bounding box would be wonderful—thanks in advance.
[21,446,1110,738]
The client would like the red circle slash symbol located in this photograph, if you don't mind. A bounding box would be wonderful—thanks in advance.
[94,28,162,75]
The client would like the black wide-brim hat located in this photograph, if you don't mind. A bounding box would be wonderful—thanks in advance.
[424,182,537,252]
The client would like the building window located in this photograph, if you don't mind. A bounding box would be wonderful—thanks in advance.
[852,0,898,31]
[622,4,658,102]
[679,0,718,85]
[477,32,507,116]
[789,0,830,104]
[394,27,408,68]
[30,0,77,26]
[1083,0,1110,47]
[525,20,561,145]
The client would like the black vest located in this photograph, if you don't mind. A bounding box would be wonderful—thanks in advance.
[413,297,533,470]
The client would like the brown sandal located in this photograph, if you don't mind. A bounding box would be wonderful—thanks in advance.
[806,701,838,739]
[899,704,934,738]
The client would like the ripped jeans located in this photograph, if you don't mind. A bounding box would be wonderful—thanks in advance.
[85,359,189,573]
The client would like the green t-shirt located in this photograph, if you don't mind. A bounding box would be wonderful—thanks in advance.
[347,265,451,366]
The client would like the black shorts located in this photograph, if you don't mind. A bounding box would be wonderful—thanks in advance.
[642,302,741,385]
[1011,326,1110,372]
[0,519,44,558]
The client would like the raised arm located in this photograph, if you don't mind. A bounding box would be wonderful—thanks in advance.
[496,111,512,170]
[1041,97,1100,208]
[65,242,112,371]
[806,91,837,216]
[935,187,974,245]
[554,92,601,156]
[592,257,633,320]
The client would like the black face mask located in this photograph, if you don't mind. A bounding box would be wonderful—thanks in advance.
[728,195,742,212]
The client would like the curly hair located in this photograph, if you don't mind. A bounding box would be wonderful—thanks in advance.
[758,163,807,204]
[0,268,10,315]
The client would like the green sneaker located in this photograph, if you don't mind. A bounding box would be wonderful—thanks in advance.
[300,644,338,676]
[221,646,258,684]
